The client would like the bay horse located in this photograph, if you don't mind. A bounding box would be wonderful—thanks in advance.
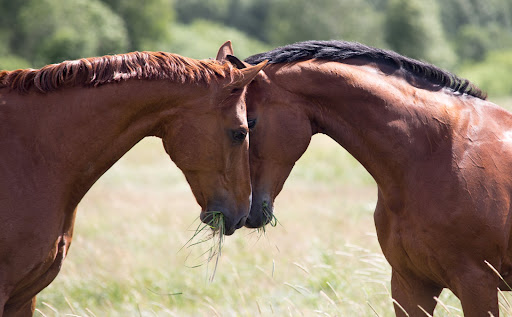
[219,40,512,316]
[0,44,266,316]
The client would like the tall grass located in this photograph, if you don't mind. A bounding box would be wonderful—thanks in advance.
[35,136,397,316]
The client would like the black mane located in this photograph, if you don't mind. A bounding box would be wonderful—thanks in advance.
[245,41,486,100]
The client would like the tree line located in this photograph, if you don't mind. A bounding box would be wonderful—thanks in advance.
[1,0,511,96]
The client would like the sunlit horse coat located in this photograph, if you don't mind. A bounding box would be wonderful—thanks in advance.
[0,47,266,316]
[223,40,512,316]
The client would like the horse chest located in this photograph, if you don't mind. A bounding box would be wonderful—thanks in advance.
[374,199,453,283]
[0,202,76,309]
[1,233,69,309]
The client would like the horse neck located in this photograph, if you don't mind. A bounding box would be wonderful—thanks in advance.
[276,61,453,188]
[4,80,205,208]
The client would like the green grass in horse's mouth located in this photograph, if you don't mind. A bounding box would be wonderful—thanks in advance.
[181,211,225,282]
[256,201,279,236]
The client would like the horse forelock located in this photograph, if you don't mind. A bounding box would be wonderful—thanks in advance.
[245,40,487,100]
[0,52,236,94]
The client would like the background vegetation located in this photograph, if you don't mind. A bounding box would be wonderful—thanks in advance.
[1,0,512,96]
[1,0,512,315]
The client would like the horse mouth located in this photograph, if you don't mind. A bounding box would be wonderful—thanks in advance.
[261,202,274,224]
[200,210,246,236]
[245,201,277,228]
[200,210,225,230]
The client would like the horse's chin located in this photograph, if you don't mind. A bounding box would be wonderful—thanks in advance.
[224,215,246,236]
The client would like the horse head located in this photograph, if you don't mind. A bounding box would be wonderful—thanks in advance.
[161,42,267,235]
[218,43,312,229]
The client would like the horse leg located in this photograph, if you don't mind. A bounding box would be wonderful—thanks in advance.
[451,268,499,317]
[3,297,36,317]
[0,295,5,317]
[391,270,442,317]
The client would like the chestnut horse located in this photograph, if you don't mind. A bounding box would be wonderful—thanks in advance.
[0,44,266,316]
[220,40,512,316]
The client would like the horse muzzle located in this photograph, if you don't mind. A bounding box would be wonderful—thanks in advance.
[245,197,274,228]
[200,208,247,236]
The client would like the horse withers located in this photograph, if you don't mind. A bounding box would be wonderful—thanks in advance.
[0,44,266,316]
[222,40,512,316]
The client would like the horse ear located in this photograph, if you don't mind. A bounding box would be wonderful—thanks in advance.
[229,60,268,88]
[216,41,234,61]
[226,55,252,69]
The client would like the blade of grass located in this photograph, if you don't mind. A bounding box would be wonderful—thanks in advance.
[34,309,47,317]
[254,202,280,238]
[262,201,279,227]
[485,260,512,291]
[207,212,225,282]
[433,296,454,315]
[181,211,225,281]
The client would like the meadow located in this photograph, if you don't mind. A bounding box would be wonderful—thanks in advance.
[36,97,512,316]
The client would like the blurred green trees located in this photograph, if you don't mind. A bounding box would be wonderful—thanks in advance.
[1,0,511,96]
[16,0,128,66]
[441,0,512,61]
[264,0,385,47]
[102,0,174,50]
[385,0,456,68]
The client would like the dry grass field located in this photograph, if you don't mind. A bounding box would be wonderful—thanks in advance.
[35,97,512,316]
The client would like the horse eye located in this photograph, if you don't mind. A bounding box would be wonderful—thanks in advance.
[232,128,248,143]
[248,119,257,130]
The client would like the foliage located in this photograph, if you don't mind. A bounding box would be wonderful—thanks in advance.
[166,20,269,60]
[264,0,386,47]
[0,0,25,51]
[175,0,270,42]
[441,0,512,61]
[456,23,512,62]
[15,0,128,67]
[0,0,511,93]
[441,0,512,31]
[175,0,229,25]
[459,50,512,97]
[175,0,386,47]
[102,0,175,51]
[0,55,31,71]
[385,0,456,68]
